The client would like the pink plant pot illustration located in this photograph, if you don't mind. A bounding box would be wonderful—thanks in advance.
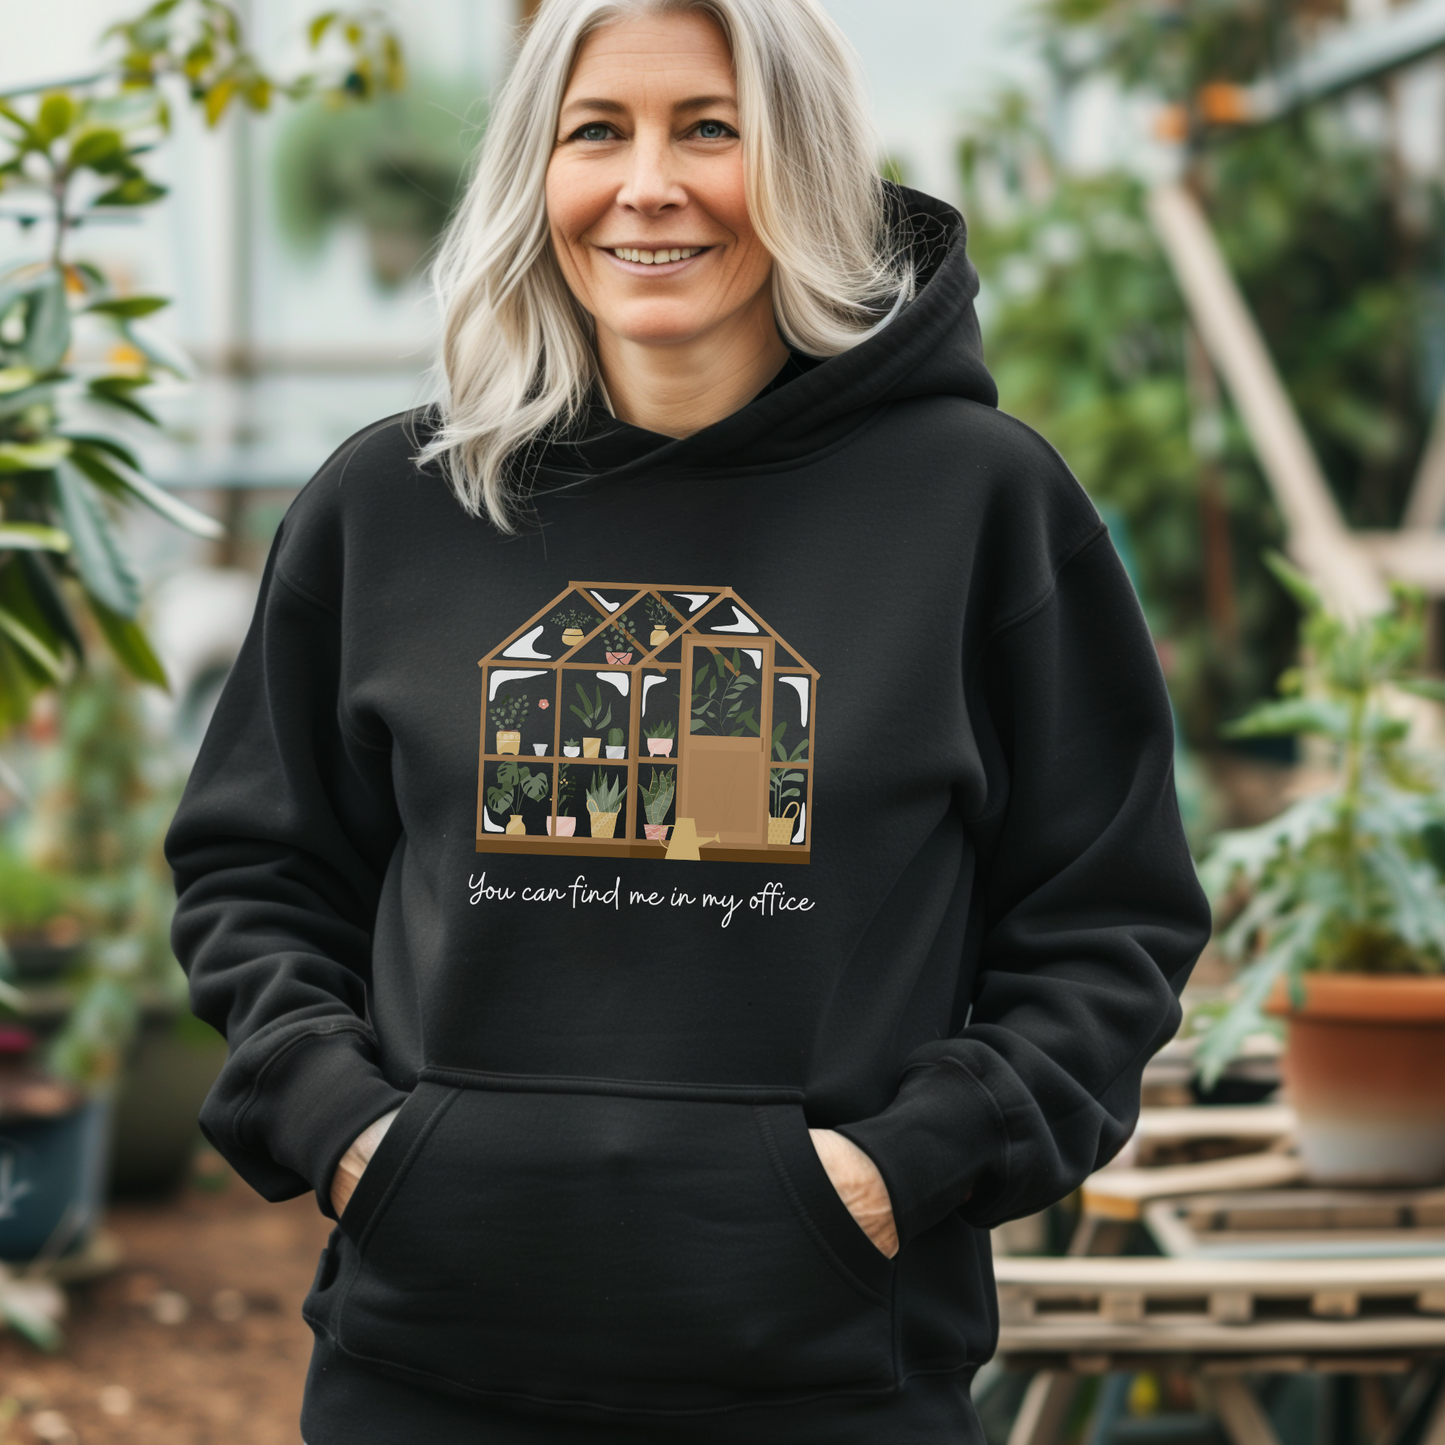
[643,823,670,842]
[547,817,577,837]
[646,738,674,756]
[605,651,633,665]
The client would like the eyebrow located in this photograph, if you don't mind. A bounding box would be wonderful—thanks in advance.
[559,93,737,119]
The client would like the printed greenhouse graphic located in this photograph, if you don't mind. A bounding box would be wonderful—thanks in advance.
[477,582,818,862]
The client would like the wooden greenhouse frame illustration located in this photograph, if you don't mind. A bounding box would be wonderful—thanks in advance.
[476,581,819,862]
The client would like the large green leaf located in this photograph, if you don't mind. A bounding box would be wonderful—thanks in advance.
[51,463,141,618]
[67,442,223,540]
[19,271,70,373]
[0,607,63,681]
[0,439,71,472]
[0,524,71,552]
[85,295,168,319]
[88,597,168,691]
[17,552,83,662]
[87,376,160,426]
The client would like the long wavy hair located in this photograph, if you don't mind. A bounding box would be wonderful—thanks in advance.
[417,0,913,532]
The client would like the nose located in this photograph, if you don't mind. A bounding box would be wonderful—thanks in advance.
[614,126,686,216]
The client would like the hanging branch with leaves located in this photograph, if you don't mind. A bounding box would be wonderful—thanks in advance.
[0,0,404,729]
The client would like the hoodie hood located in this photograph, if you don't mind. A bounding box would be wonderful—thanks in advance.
[534,184,997,484]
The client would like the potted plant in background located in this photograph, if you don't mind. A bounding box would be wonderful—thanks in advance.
[489,694,529,755]
[552,608,593,650]
[585,770,626,839]
[485,760,549,835]
[640,768,674,842]
[646,597,673,648]
[570,683,612,758]
[547,765,577,837]
[768,722,808,842]
[605,727,626,760]
[603,614,639,665]
[645,718,676,756]
[562,738,581,758]
[1197,555,1445,1185]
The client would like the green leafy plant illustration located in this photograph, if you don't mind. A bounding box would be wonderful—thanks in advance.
[690,649,758,736]
[644,716,676,739]
[644,596,673,631]
[485,760,548,816]
[603,612,640,655]
[1195,553,1445,1085]
[551,608,596,633]
[607,726,625,748]
[769,721,809,813]
[488,693,529,732]
[585,769,626,815]
[641,767,675,825]
[555,763,576,815]
[569,682,612,733]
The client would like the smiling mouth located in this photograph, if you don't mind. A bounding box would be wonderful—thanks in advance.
[607,246,708,265]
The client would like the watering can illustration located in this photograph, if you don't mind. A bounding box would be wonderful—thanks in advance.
[663,817,719,861]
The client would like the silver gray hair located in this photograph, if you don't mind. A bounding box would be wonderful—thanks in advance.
[417,0,913,531]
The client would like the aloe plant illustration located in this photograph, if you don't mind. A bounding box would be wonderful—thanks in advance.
[641,767,676,825]
[586,769,626,814]
[570,682,612,733]
[769,721,809,813]
[690,649,758,736]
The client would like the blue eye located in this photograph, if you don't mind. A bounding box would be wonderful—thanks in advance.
[575,123,613,142]
[695,120,732,139]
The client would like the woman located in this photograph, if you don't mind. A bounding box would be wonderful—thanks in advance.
[166,0,1209,1440]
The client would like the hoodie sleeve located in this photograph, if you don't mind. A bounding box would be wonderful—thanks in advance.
[164,528,409,1217]
[837,527,1210,1246]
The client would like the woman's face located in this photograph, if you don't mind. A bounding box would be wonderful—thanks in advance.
[545,11,773,352]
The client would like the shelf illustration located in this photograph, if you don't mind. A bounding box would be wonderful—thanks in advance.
[476,582,818,863]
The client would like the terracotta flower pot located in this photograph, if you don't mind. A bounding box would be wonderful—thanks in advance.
[1267,974,1445,1185]
[546,817,576,837]
[644,823,670,842]
[605,651,633,665]
[647,738,674,756]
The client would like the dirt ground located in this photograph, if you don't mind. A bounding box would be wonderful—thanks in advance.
[0,1155,330,1445]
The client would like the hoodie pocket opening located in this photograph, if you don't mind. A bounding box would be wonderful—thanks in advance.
[335,1078,896,1409]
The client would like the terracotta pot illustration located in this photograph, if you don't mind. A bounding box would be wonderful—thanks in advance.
[647,738,674,756]
[649,626,669,647]
[496,730,521,755]
[582,737,601,758]
[1268,974,1445,1184]
[546,817,577,837]
[644,823,670,842]
[562,628,584,647]
[768,801,801,845]
[605,651,633,665]
[587,800,619,839]
[505,814,525,836]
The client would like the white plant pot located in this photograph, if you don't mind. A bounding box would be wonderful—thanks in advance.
[533,744,547,755]
[563,746,580,757]
[605,746,625,758]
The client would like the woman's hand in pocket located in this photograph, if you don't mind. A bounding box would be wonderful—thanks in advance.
[808,1128,899,1258]
[330,1107,401,1218]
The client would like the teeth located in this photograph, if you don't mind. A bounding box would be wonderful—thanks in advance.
[612,247,700,264]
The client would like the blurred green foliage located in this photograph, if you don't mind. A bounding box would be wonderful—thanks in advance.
[963,1,1445,743]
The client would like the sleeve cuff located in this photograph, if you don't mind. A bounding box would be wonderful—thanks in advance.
[837,1059,1007,1246]
[232,1027,410,1218]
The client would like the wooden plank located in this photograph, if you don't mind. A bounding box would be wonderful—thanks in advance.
[998,1317,1445,1354]
[1006,1372,1077,1445]
[1132,1105,1296,1143]
[1146,183,1386,619]
[1203,1378,1285,1445]
[1083,1151,1307,1220]
[995,1255,1445,1293]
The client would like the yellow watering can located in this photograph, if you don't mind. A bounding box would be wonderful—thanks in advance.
[663,817,719,861]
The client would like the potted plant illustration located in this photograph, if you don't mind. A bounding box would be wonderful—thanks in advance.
[645,717,676,756]
[552,608,594,650]
[645,596,673,648]
[489,693,529,755]
[585,770,627,840]
[1197,555,1445,1184]
[486,760,549,835]
[768,722,809,843]
[562,738,581,758]
[605,727,626,760]
[604,613,639,665]
[640,768,675,842]
[548,765,577,837]
[569,683,612,758]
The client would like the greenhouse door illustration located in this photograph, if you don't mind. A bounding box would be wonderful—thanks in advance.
[677,637,774,847]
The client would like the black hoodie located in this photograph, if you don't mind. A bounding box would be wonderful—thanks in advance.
[166,188,1209,1443]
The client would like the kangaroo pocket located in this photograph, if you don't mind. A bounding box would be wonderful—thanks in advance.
[333,1076,896,1411]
